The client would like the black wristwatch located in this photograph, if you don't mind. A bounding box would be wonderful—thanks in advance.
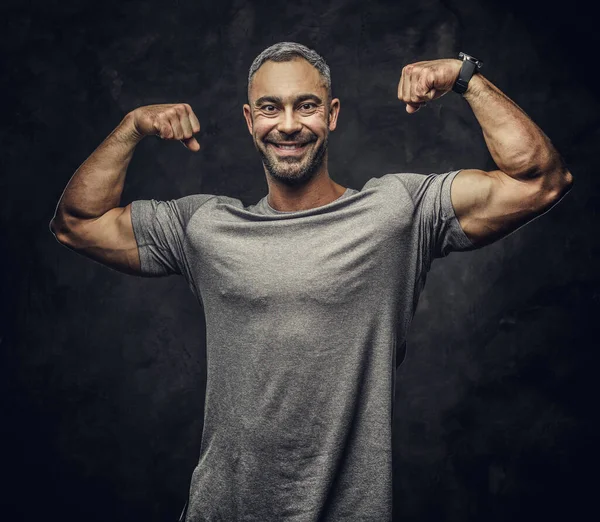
[452,52,483,95]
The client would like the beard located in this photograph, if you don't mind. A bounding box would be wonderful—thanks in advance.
[255,131,329,187]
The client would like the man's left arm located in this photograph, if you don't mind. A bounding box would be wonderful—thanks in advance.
[398,58,574,248]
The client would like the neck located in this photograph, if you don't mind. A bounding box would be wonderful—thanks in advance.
[265,165,347,212]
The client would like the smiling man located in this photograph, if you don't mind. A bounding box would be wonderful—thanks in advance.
[50,42,572,522]
[242,53,345,210]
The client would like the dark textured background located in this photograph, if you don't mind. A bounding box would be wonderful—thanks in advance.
[2,0,598,520]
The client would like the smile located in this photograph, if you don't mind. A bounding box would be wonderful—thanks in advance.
[269,142,309,149]
[268,142,311,155]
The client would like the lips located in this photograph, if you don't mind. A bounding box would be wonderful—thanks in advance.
[269,142,309,148]
[267,140,312,156]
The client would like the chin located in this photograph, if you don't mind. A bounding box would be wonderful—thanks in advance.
[268,160,322,186]
[270,169,312,185]
[256,136,327,185]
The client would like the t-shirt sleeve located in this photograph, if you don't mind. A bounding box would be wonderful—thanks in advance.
[129,194,216,277]
[386,170,475,259]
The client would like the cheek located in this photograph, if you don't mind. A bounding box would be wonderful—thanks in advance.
[308,123,328,138]
[306,113,328,132]
[253,121,274,140]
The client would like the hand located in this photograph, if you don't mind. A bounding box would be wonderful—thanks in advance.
[130,103,201,151]
[398,58,462,114]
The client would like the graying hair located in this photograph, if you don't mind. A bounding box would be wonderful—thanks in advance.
[247,42,332,105]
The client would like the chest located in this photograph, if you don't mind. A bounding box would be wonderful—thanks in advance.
[188,208,410,309]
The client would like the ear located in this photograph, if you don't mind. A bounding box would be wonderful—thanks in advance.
[328,98,340,132]
[242,104,253,135]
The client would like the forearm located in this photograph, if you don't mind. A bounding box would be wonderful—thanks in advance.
[51,112,143,232]
[462,71,566,180]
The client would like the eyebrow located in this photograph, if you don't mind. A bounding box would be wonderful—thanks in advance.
[254,93,323,107]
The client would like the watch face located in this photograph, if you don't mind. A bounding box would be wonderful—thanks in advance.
[459,52,483,68]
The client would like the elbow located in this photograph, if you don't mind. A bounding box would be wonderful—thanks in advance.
[49,218,70,246]
[49,216,60,236]
[551,168,574,200]
[519,150,574,208]
[540,168,574,208]
[49,213,78,247]
[562,169,574,189]
[49,215,63,239]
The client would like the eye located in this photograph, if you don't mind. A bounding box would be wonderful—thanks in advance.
[300,103,316,110]
[263,105,277,112]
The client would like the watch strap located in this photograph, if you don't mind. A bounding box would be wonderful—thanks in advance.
[452,59,477,95]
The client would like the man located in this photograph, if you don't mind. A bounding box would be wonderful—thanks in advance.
[50,42,572,521]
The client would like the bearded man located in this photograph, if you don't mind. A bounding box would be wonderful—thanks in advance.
[50,41,572,522]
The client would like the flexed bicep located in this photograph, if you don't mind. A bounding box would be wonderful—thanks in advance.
[52,204,143,276]
[451,168,572,248]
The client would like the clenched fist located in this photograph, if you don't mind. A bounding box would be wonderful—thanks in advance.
[130,103,201,151]
[398,58,463,114]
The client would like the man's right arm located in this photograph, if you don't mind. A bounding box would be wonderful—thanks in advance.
[49,104,201,275]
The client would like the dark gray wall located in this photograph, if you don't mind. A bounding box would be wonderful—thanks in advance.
[2,0,598,520]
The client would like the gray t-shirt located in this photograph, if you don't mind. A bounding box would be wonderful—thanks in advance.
[130,169,474,522]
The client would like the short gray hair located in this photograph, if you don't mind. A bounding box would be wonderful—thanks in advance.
[247,42,332,105]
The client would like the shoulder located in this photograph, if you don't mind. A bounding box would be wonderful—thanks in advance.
[174,193,220,218]
[131,193,230,230]
[364,170,460,201]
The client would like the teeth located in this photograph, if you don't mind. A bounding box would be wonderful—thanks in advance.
[272,143,304,149]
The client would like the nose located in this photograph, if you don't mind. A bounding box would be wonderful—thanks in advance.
[276,106,302,135]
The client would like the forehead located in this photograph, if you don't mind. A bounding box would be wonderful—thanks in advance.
[250,58,326,103]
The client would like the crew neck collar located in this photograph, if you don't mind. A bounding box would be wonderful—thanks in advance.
[265,188,352,214]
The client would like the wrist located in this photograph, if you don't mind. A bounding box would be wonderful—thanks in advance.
[119,112,145,144]
[452,52,484,97]
[462,72,485,101]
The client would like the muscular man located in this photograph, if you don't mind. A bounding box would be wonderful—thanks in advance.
[50,42,572,521]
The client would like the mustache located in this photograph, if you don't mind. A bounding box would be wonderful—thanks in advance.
[265,135,317,145]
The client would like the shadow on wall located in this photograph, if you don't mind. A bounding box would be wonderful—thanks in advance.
[393,280,599,521]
